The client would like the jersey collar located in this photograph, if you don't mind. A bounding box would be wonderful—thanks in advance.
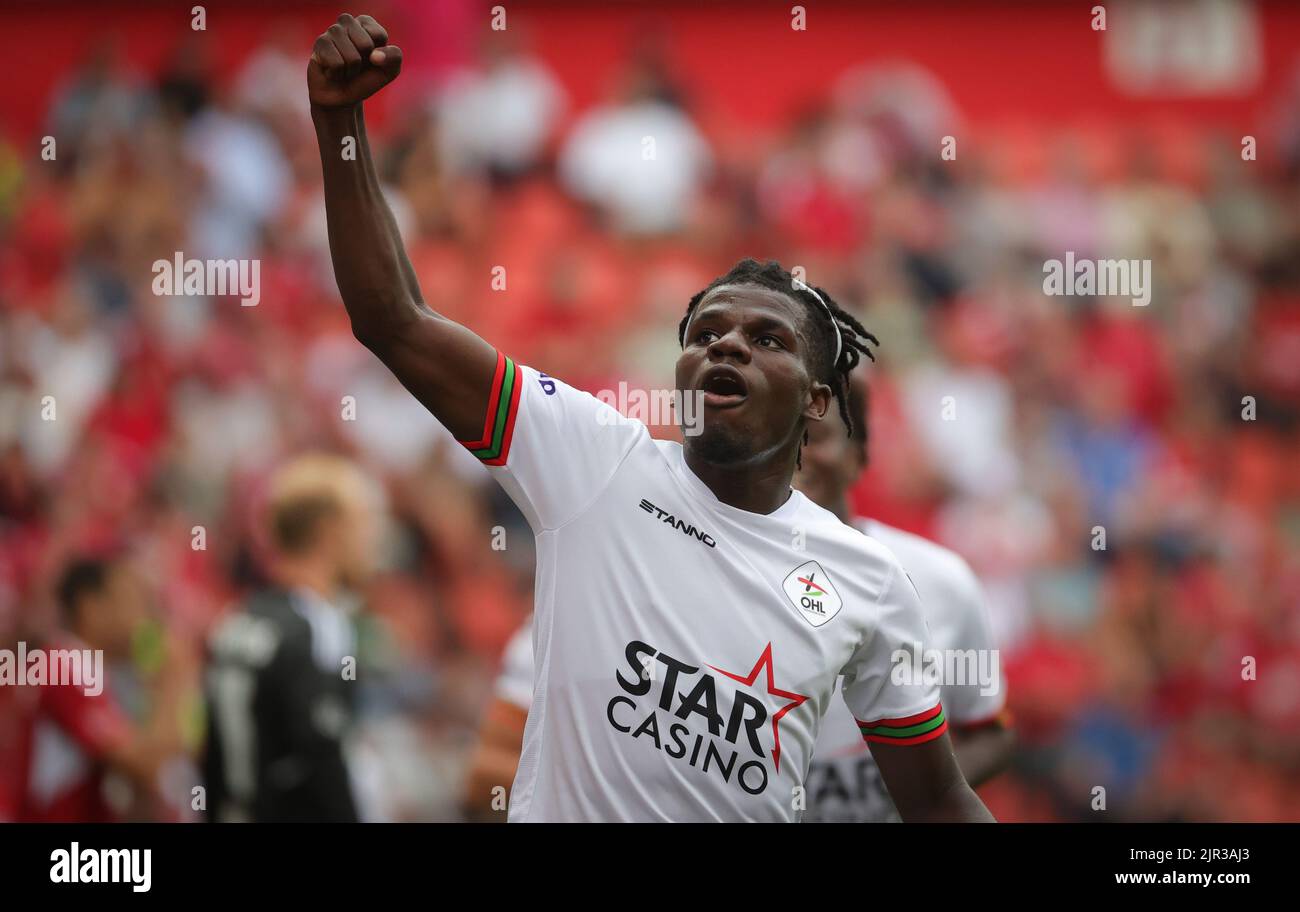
[665,442,806,525]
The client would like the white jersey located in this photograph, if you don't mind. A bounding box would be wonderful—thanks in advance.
[461,352,947,822]
[803,518,1006,823]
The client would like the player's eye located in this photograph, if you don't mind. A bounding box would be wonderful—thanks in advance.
[695,329,718,345]
[756,334,784,349]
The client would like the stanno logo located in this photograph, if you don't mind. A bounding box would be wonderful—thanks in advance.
[782,560,844,627]
[638,498,717,548]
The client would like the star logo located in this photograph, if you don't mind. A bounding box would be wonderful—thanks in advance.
[708,642,809,773]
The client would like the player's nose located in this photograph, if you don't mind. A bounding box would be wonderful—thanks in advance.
[705,327,751,363]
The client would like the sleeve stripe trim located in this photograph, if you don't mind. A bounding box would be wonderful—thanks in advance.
[481,368,522,467]
[861,718,949,746]
[858,703,947,743]
[458,351,508,450]
[472,357,514,455]
[857,701,944,729]
[457,352,522,464]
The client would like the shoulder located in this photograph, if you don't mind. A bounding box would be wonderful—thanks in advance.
[209,590,306,668]
[516,364,653,445]
[796,500,912,605]
[247,590,313,639]
[651,437,684,462]
[855,519,982,612]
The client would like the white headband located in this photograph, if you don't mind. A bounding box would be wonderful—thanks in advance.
[792,278,842,365]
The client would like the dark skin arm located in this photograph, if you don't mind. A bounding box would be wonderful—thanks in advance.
[869,733,996,822]
[309,13,497,439]
[951,722,1015,787]
[462,698,529,821]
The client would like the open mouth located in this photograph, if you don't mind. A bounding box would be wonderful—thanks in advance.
[699,365,749,409]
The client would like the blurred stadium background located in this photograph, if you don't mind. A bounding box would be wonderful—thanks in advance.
[1,0,1299,821]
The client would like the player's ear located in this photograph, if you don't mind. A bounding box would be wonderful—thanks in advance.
[803,381,832,422]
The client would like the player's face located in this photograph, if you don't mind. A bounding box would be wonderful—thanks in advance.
[793,397,862,512]
[83,564,149,658]
[332,497,379,590]
[676,284,831,466]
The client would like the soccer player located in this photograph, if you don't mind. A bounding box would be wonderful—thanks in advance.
[309,14,992,822]
[795,374,1015,822]
[465,377,1013,822]
[202,454,381,822]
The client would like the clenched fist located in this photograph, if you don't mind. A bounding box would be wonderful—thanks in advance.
[308,13,402,108]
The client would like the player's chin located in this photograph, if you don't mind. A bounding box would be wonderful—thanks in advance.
[688,419,755,465]
[695,400,748,438]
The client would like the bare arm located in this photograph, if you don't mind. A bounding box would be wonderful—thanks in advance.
[309,13,497,439]
[952,721,1015,787]
[869,733,996,822]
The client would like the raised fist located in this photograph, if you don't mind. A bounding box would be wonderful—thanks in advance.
[308,13,402,109]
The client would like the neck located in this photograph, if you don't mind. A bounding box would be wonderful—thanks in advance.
[824,494,851,524]
[683,442,797,514]
[274,556,338,603]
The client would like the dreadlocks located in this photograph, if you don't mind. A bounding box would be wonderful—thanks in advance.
[678,258,878,460]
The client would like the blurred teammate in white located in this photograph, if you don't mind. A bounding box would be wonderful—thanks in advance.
[794,373,1014,821]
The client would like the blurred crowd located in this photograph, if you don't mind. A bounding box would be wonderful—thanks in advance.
[1,21,1299,822]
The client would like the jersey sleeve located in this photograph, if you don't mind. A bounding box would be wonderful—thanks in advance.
[839,561,948,747]
[455,352,644,531]
[940,562,1008,728]
[494,618,535,711]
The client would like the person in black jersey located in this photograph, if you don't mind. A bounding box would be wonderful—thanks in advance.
[202,454,382,822]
